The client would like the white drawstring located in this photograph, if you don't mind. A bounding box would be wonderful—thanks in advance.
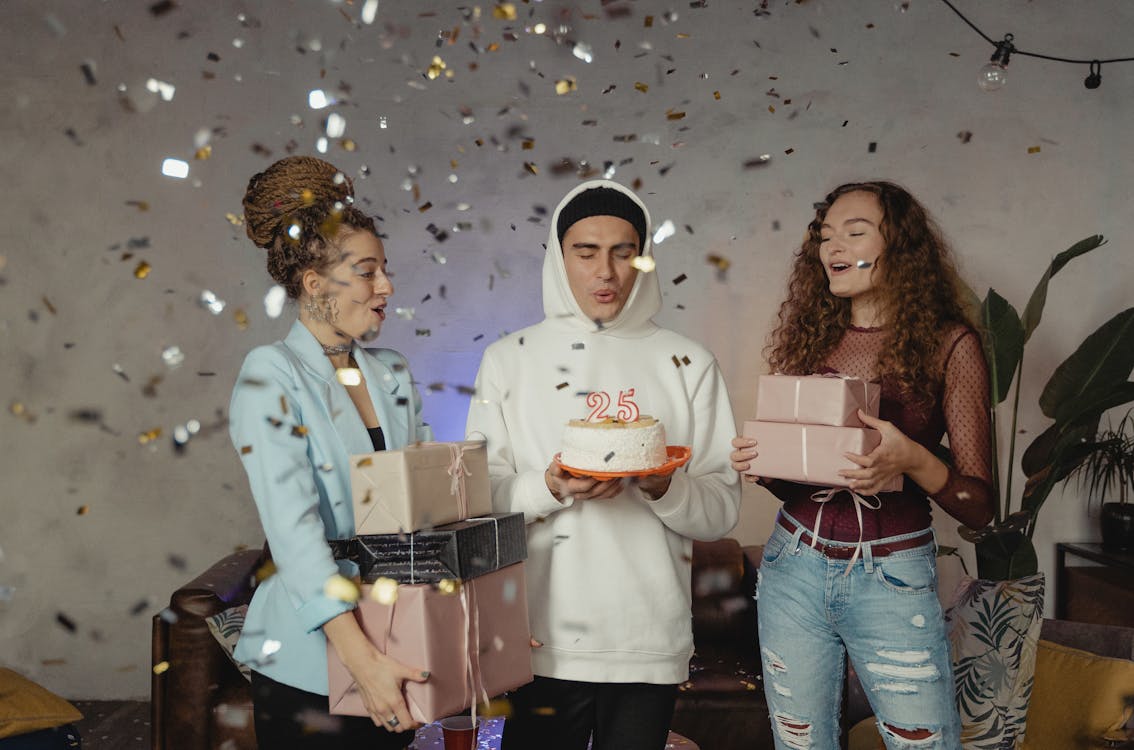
[808,488,882,575]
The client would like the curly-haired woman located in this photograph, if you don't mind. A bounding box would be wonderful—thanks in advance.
[731,181,994,749]
[230,156,430,748]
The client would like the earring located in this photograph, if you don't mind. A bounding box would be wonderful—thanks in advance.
[303,293,338,323]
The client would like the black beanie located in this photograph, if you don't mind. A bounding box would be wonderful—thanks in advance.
[556,187,647,252]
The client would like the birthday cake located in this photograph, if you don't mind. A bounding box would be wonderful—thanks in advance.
[559,416,667,473]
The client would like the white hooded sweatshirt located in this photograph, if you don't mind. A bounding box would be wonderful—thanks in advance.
[465,180,741,684]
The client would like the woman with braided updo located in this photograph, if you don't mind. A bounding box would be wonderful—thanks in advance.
[229,156,430,748]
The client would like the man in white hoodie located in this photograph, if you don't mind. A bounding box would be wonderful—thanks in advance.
[466,181,741,750]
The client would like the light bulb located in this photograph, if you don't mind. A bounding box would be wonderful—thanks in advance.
[977,62,1007,92]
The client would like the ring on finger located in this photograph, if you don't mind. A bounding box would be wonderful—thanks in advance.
[388,715,400,728]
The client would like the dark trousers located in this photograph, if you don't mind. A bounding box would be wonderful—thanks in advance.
[501,676,678,750]
[250,671,414,750]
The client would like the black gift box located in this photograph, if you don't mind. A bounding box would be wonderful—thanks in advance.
[331,512,527,584]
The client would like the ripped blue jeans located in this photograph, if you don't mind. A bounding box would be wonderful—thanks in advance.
[756,513,960,749]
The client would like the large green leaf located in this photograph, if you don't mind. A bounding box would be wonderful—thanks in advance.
[1053,381,1134,426]
[1039,307,1134,418]
[1021,417,1100,478]
[981,290,1024,404]
[1019,235,1106,342]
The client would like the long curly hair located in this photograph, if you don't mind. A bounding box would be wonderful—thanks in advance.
[242,156,377,299]
[767,181,973,403]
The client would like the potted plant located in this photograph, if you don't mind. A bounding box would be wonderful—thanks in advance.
[1066,408,1134,550]
[959,235,1134,581]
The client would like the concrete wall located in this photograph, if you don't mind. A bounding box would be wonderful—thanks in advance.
[2,0,1131,699]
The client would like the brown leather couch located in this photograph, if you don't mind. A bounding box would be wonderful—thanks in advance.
[151,540,771,750]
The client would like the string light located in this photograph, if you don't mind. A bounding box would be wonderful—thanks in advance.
[938,0,1134,91]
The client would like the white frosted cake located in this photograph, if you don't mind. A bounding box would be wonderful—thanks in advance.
[559,416,667,472]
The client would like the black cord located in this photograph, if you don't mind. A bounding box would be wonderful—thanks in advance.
[937,0,1134,65]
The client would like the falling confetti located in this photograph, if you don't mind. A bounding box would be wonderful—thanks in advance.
[134,261,152,279]
[1028,146,1041,154]
[555,78,577,95]
[493,3,517,20]
[161,345,185,368]
[324,574,360,603]
[653,220,676,245]
[199,290,226,314]
[438,579,462,596]
[335,368,362,386]
[263,285,286,318]
[161,158,189,179]
[152,661,170,675]
[631,256,656,273]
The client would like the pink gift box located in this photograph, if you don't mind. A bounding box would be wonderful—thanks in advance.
[755,374,880,428]
[742,420,902,491]
[350,441,492,535]
[327,562,534,723]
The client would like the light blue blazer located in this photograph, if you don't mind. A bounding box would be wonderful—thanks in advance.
[229,320,430,694]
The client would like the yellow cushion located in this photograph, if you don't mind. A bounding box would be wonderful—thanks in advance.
[848,716,884,750]
[1021,639,1134,749]
[0,668,83,738]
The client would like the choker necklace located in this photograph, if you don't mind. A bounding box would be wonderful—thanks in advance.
[320,341,353,356]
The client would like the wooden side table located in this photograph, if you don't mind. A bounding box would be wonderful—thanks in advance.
[1055,542,1134,624]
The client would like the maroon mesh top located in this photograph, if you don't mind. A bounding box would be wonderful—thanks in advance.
[764,324,994,541]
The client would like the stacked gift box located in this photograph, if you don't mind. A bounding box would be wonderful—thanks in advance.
[327,441,533,722]
[742,374,902,492]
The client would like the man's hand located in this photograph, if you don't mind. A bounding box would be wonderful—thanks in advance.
[636,471,674,500]
[545,462,623,501]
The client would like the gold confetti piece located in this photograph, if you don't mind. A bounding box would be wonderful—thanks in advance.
[631,256,656,273]
[225,212,243,226]
[426,56,448,80]
[77,505,89,516]
[644,15,654,27]
[234,308,249,329]
[784,147,795,155]
[371,577,399,605]
[255,560,277,582]
[301,188,315,205]
[522,140,534,150]
[341,138,357,152]
[479,697,514,718]
[1028,145,1041,154]
[134,261,152,279]
[152,661,171,675]
[768,105,775,114]
[555,78,577,95]
[138,427,162,444]
[487,42,500,52]
[707,254,731,271]
[493,2,517,20]
[676,32,690,39]
[437,579,462,596]
[713,91,721,100]
[335,368,362,386]
[533,706,557,716]
[291,425,309,437]
[672,355,682,368]
[194,145,212,160]
[524,161,539,175]
[666,110,686,121]
[634,82,649,93]
[324,574,360,603]
[42,296,57,315]
[240,445,253,455]
[125,200,150,211]
[356,457,374,468]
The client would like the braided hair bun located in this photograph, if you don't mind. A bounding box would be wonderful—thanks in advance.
[242,156,377,298]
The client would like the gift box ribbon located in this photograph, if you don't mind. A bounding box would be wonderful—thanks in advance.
[808,487,882,576]
[373,578,491,723]
[789,374,873,423]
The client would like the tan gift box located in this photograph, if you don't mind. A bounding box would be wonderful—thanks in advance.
[350,441,492,535]
[327,562,534,723]
[755,374,880,428]
[742,420,902,491]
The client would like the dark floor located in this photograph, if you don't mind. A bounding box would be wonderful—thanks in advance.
[70,701,149,750]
